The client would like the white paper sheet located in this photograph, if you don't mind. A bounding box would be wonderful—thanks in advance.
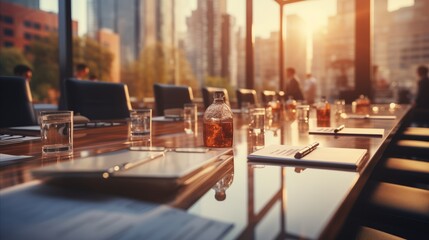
[0,134,40,146]
[0,153,32,165]
[248,144,367,170]
[309,127,384,137]
[0,182,233,240]
[346,114,396,120]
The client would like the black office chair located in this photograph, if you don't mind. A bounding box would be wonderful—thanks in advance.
[202,87,230,109]
[261,90,276,106]
[0,76,37,128]
[360,182,429,238]
[65,78,132,120]
[236,88,257,109]
[153,83,193,116]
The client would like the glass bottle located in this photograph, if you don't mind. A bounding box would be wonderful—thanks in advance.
[355,95,371,114]
[285,96,297,120]
[316,96,331,123]
[268,98,281,122]
[203,91,233,148]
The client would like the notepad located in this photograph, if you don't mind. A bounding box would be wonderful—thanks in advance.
[248,145,367,170]
[346,114,396,120]
[309,127,384,137]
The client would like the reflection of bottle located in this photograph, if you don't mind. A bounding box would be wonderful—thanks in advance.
[212,172,234,201]
[355,95,370,114]
[316,96,330,122]
[203,91,233,147]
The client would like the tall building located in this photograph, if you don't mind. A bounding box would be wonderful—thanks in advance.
[87,0,174,66]
[236,27,246,89]
[322,0,355,98]
[385,0,429,88]
[1,0,39,9]
[185,0,236,87]
[254,32,279,91]
[88,0,136,65]
[96,28,120,82]
[311,28,327,98]
[0,1,78,51]
[284,14,307,81]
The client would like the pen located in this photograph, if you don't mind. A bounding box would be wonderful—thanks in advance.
[102,151,165,179]
[294,142,319,159]
[334,124,345,133]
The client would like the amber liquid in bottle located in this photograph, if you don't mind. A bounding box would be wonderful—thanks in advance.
[203,121,233,148]
[203,91,234,148]
[316,97,331,123]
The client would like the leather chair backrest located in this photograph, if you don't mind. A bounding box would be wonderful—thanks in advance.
[236,88,257,109]
[261,90,276,106]
[153,83,193,116]
[0,76,37,128]
[65,78,132,120]
[202,87,230,109]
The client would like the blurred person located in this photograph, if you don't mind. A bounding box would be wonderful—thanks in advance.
[89,74,98,81]
[74,63,89,80]
[285,67,304,101]
[415,65,429,109]
[303,73,317,104]
[13,64,32,82]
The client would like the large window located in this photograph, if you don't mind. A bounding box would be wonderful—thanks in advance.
[372,0,428,104]
[0,0,60,104]
[255,0,355,102]
[2,0,425,106]
[71,0,245,104]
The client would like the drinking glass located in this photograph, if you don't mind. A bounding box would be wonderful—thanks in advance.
[40,111,73,155]
[249,108,265,135]
[129,109,152,141]
[183,103,197,134]
[296,105,310,122]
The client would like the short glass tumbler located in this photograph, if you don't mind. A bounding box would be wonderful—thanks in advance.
[129,109,152,141]
[40,111,73,155]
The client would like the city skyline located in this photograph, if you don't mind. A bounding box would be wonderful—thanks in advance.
[39,0,415,39]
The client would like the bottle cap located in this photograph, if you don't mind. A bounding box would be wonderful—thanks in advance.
[214,91,224,99]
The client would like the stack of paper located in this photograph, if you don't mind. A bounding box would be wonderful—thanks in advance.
[248,144,367,170]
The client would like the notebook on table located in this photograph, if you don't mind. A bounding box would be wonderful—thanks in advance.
[248,144,367,171]
[309,127,384,137]
[32,148,233,189]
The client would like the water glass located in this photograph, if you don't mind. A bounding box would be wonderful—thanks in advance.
[40,111,73,155]
[334,99,345,116]
[241,101,251,114]
[183,103,197,134]
[296,105,310,122]
[249,108,265,134]
[129,109,152,141]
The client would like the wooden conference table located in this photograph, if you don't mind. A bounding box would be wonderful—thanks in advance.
[0,105,411,239]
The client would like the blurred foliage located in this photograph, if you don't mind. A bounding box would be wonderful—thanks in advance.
[123,42,198,100]
[0,34,113,102]
[0,48,32,76]
[204,75,236,99]
[73,37,114,81]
